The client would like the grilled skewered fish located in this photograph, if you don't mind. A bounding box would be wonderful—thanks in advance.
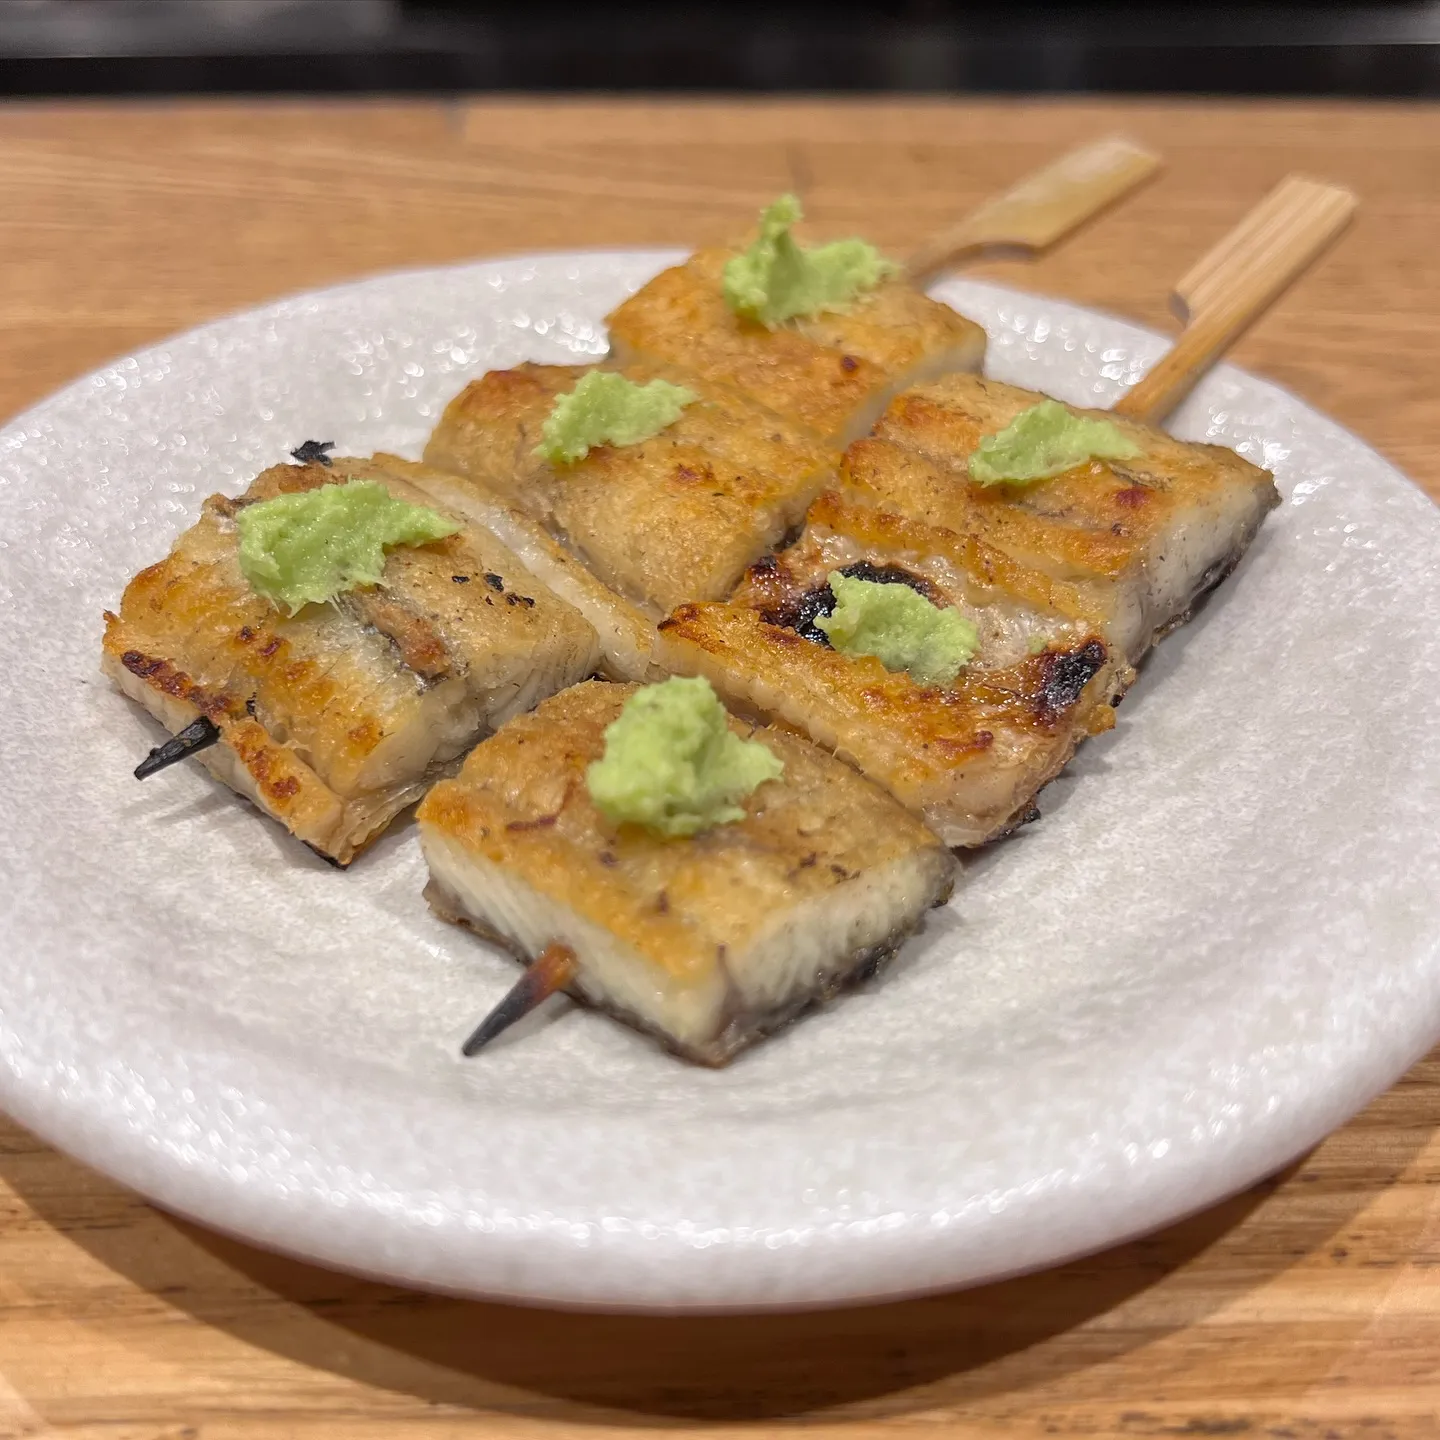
[103,455,599,865]
[423,361,835,616]
[417,680,956,1064]
[657,490,1123,848]
[853,373,1280,665]
[606,247,986,445]
[375,453,662,683]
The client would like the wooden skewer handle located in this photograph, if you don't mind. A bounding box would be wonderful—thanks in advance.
[905,136,1161,285]
[1114,175,1357,425]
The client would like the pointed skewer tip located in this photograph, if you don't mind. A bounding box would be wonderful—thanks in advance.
[461,943,578,1057]
[134,715,222,780]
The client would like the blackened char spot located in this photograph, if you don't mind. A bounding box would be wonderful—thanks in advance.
[483,572,504,592]
[289,440,334,466]
[133,714,222,780]
[1038,640,1107,722]
[763,562,935,646]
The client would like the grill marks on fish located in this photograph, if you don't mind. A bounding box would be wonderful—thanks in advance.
[103,454,599,864]
[654,468,1127,846]
[656,597,1117,848]
[604,246,987,445]
[1036,640,1108,726]
[859,373,1280,665]
[422,360,835,614]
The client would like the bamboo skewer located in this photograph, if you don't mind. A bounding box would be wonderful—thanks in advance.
[1114,175,1357,425]
[905,135,1162,286]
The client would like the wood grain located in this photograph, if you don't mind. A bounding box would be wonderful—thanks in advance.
[2,97,1439,1439]
[1113,175,1358,423]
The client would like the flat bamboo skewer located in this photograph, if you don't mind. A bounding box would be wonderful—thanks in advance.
[1114,175,1357,425]
[905,135,1163,285]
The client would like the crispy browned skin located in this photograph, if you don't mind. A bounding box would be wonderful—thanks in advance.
[737,489,1126,657]
[423,361,834,614]
[856,373,1280,662]
[605,247,986,444]
[102,456,599,864]
[418,681,955,1064]
[656,592,1117,849]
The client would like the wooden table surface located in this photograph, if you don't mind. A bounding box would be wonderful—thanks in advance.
[1,97,1438,1439]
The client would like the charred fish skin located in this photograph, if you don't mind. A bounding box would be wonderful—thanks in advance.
[605,247,987,446]
[102,455,600,866]
[857,372,1281,667]
[656,599,1116,851]
[654,477,1125,849]
[422,360,835,616]
[416,680,956,1066]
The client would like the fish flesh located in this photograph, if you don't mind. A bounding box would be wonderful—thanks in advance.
[422,361,835,615]
[102,454,599,865]
[657,489,1123,848]
[376,453,662,683]
[417,680,956,1064]
[606,247,987,444]
[852,373,1280,665]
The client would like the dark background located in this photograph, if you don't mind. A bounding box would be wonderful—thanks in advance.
[0,0,1438,96]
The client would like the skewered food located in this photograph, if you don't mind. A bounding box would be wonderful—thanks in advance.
[847,374,1280,665]
[606,196,987,445]
[656,489,1123,847]
[417,678,956,1064]
[423,361,834,614]
[103,453,599,864]
[374,452,663,682]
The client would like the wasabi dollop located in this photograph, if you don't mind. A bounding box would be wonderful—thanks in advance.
[722,193,898,328]
[817,571,979,687]
[968,399,1142,487]
[586,676,784,838]
[538,371,696,467]
[236,479,458,615]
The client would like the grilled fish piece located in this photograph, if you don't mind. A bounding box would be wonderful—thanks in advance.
[658,491,1122,848]
[856,373,1280,665]
[422,361,834,615]
[375,453,662,683]
[417,680,956,1065]
[606,247,987,445]
[736,490,1127,674]
[102,455,599,865]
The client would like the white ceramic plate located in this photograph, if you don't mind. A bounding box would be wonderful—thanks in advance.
[2,252,1438,1313]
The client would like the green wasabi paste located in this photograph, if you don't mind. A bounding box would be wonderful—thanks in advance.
[236,479,458,615]
[537,371,695,467]
[968,399,1142,487]
[817,571,979,688]
[585,676,784,838]
[722,193,898,328]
